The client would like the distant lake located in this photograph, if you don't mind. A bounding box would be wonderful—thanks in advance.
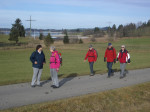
[0,31,63,39]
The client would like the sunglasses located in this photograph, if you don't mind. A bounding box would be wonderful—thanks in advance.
[121,47,125,48]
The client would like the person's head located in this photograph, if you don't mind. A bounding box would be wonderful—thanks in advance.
[89,45,93,50]
[50,46,56,52]
[121,45,125,51]
[108,43,112,49]
[36,45,42,52]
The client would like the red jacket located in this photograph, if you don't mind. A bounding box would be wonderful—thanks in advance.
[104,47,116,62]
[117,50,130,63]
[85,49,97,62]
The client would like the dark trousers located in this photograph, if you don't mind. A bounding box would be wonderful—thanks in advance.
[107,62,114,77]
[89,62,94,74]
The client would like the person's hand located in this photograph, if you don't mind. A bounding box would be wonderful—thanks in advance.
[43,62,46,64]
[114,59,116,64]
[56,68,59,72]
[35,61,37,64]
[104,58,106,62]
[116,61,118,63]
[128,63,130,65]
[84,60,86,62]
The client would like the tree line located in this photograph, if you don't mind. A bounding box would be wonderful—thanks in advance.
[107,20,150,38]
[8,18,150,45]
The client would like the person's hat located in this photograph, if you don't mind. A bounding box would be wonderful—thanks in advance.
[121,45,125,48]
[89,45,93,48]
[108,43,112,46]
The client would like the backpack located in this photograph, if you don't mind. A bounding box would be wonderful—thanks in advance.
[58,53,63,66]
[93,48,98,57]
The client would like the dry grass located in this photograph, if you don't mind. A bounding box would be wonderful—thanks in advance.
[2,82,150,112]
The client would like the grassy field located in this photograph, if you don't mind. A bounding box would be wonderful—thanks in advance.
[1,81,150,112]
[0,35,150,85]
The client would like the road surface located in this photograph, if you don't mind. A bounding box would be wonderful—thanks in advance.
[0,68,150,110]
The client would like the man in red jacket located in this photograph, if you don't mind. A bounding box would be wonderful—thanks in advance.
[84,45,97,76]
[104,43,116,78]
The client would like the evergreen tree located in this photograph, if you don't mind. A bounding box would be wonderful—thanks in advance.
[107,26,112,37]
[147,20,150,27]
[63,30,69,44]
[9,27,19,43]
[94,27,100,33]
[76,29,80,32]
[117,24,124,37]
[112,24,116,31]
[44,33,54,47]
[110,24,117,37]
[79,38,83,44]
[39,33,44,40]
[8,18,25,43]
[12,18,25,37]
[20,25,25,37]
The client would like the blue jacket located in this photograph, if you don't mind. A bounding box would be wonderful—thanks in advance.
[30,51,46,69]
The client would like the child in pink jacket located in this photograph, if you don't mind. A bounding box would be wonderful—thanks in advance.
[50,46,60,88]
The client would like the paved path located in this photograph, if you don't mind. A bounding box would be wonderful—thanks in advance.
[0,68,150,110]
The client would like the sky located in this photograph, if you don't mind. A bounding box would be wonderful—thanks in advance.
[0,0,150,29]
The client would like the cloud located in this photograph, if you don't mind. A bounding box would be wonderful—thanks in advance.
[0,0,150,29]
[0,9,149,29]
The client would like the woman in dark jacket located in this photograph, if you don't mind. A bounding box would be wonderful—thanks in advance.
[30,45,46,87]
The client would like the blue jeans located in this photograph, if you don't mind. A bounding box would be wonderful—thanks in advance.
[89,62,94,74]
[107,62,113,77]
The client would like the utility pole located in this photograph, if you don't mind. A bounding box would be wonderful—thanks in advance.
[26,16,36,36]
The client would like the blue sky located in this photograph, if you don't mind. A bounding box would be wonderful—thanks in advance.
[0,0,150,29]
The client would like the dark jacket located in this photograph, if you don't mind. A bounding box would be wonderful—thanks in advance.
[30,51,46,69]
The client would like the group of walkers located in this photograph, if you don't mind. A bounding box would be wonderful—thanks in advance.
[30,43,131,88]
[85,43,130,78]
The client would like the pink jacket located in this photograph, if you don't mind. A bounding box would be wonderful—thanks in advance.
[50,51,60,69]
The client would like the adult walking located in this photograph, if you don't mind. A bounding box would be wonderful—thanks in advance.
[116,45,131,79]
[50,46,60,88]
[104,43,116,78]
[84,45,97,76]
[30,45,46,87]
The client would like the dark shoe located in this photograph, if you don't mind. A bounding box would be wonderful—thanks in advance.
[53,85,59,89]
[51,85,55,87]
[120,76,124,79]
[31,85,36,88]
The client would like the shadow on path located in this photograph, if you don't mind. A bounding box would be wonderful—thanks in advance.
[41,78,51,86]
[41,73,78,86]
[59,73,77,87]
